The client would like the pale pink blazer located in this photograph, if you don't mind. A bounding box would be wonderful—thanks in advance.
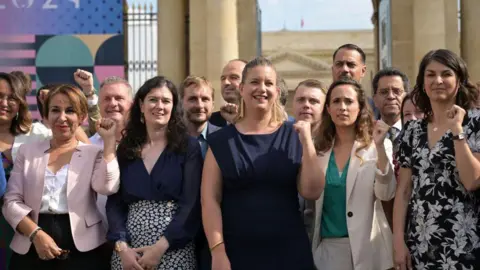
[2,140,120,254]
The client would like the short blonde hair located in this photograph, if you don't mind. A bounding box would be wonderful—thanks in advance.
[179,75,215,100]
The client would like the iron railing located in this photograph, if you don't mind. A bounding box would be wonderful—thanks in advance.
[124,1,158,92]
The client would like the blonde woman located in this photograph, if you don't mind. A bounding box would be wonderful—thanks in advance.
[201,57,322,270]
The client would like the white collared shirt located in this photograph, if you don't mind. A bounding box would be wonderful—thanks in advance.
[39,164,69,214]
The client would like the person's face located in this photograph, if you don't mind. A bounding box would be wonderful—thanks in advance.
[220,60,245,103]
[140,86,173,128]
[0,79,20,124]
[326,84,360,127]
[293,86,325,126]
[402,99,424,124]
[373,75,406,120]
[182,84,214,125]
[47,93,83,140]
[332,48,366,82]
[424,60,458,104]
[239,66,279,113]
[99,83,133,124]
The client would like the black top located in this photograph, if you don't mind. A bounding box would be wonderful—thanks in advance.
[397,109,480,269]
[106,137,203,250]
[207,122,314,270]
[208,111,227,127]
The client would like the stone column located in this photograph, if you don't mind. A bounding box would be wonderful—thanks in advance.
[237,0,259,62]
[206,0,239,110]
[157,0,186,86]
[413,0,447,75]
[461,0,480,82]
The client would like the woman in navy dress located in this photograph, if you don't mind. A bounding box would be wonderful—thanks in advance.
[106,76,203,270]
[201,57,322,270]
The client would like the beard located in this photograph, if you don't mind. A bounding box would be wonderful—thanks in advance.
[186,109,210,125]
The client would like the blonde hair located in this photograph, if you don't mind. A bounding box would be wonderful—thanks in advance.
[236,57,286,124]
[179,75,215,100]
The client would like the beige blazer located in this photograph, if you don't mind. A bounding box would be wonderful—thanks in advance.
[2,140,120,254]
[311,140,396,270]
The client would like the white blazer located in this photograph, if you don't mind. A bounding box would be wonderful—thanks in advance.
[311,140,396,270]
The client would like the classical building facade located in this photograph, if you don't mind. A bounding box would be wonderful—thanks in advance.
[262,30,375,113]
[156,0,260,109]
[371,0,480,84]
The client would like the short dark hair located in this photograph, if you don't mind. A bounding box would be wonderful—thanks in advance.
[332,44,366,64]
[372,68,410,94]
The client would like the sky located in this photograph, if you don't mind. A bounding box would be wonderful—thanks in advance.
[140,0,374,32]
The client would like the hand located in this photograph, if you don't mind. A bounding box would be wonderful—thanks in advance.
[32,230,62,260]
[133,244,166,270]
[446,104,466,134]
[96,118,117,140]
[373,120,390,146]
[293,120,312,146]
[220,103,238,124]
[211,250,232,270]
[73,69,95,94]
[393,238,412,270]
[118,247,144,270]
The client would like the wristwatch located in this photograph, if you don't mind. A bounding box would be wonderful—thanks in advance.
[114,241,128,253]
[452,132,465,141]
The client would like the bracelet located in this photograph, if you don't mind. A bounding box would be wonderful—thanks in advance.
[209,240,224,252]
[84,89,96,98]
[29,227,42,242]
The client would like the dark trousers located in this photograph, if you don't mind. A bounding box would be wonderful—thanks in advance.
[10,214,110,270]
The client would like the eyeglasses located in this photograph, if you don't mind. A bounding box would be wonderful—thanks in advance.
[56,249,70,260]
[377,88,404,97]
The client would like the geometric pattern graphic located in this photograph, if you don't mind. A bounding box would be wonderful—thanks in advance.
[0,2,123,120]
[0,34,124,120]
[0,0,122,35]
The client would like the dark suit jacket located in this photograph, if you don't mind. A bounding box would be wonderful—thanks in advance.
[196,121,219,270]
[207,122,221,135]
[209,111,228,127]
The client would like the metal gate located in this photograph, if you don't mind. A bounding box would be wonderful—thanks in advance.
[124,0,158,92]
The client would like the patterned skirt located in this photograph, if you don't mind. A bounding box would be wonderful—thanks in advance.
[111,200,196,270]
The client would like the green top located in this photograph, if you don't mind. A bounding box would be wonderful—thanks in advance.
[320,151,350,238]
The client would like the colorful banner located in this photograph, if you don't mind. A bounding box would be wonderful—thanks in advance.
[0,0,124,120]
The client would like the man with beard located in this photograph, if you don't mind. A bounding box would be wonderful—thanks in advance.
[209,59,247,126]
[180,75,220,158]
[332,44,380,119]
[179,75,219,270]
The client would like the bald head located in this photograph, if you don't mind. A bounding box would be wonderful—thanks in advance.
[220,59,246,103]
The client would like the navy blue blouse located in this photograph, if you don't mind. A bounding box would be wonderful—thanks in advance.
[106,136,203,250]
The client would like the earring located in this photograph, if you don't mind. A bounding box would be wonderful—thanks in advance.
[15,112,18,121]
[140,113,144,123]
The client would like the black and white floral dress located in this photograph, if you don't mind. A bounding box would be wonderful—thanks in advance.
[398,109,480,270]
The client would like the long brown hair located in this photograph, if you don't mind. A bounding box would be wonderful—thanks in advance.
[314,78,374,157]
[411,49,478,117]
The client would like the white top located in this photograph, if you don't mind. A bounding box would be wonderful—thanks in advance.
[12,122,52,161]
[39,164,69,214]
[89,133,103,146]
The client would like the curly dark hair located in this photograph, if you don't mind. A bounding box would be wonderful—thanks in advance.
[314,78,374,157]
[0,72,32,136]
[117,76,188,163]
[411,49,478,118]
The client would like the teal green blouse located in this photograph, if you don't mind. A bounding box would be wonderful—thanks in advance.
[320,151,350,238]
